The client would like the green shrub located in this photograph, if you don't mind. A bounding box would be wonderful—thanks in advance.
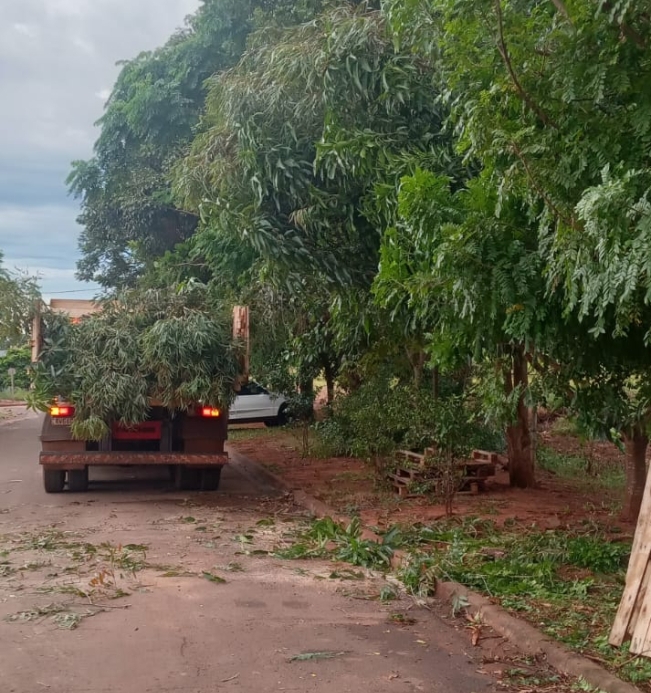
[314,374,504,459]
[0,346,31,389]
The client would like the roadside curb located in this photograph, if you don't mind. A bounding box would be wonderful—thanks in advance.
[433,581,640,693]
[231,447,641,693]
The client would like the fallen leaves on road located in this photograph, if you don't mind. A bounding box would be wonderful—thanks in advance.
[289,651,347,662]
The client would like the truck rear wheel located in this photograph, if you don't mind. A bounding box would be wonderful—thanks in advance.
[43,469,65,493]
[67,468,89,493]
[174,465,201,491]
[200,467,222,491]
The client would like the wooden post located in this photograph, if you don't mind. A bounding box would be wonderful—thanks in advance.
[610,462,651,647]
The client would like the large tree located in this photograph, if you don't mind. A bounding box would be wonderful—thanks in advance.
[173,3,454,283]
[171,3,459,391]
[386,0,651,517]
[69,0,327,289]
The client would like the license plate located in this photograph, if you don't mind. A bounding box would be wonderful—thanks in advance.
[51,418,73,426]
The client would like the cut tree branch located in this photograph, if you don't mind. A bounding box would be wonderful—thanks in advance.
[494,0,559,129]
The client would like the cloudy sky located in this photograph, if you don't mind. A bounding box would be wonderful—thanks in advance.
[0,0,200,299]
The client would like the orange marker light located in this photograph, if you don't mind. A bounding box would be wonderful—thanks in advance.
[50,405,74,417]
[201,407,221,418]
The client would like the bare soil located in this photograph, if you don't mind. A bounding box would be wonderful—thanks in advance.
[229,424,635,537]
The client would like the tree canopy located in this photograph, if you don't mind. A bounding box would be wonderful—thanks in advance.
[69,0,329,288]
[69,0,651,519]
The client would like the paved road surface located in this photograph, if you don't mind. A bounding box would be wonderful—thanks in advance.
[1,411,504,693]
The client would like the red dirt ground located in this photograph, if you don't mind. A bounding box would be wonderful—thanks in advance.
[229,424,635,537]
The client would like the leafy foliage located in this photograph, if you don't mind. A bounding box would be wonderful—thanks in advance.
[0,252,40,349]
[71,0,328,288]
[174,3,452,286]
[29,282,239,439]
[0,347,31,390]
[275,516,395,569]
[314,373,503,459]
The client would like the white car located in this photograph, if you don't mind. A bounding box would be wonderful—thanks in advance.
[228,381,288,427]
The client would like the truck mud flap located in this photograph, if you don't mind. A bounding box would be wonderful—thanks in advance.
[40,452,228,469]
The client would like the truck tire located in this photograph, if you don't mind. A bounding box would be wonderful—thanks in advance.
[67,468,89,493]
[43,469,65,493]
[200,467,222,491]
[174,465,202,491]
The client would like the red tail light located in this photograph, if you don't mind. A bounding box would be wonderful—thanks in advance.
[50,405,75,418]
[201,407,221,418]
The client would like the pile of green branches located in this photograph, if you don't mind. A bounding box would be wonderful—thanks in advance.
[29,281,240,440]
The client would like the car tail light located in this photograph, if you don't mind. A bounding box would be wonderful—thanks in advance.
[201,407,221,418]
[50,405,75,418]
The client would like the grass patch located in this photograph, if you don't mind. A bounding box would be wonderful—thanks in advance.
[274,514,648,685]
[0,388,29,402]
[549,416,581,436]
[538,446,625,492]
[273,516,394,570]
[395,518,650,687]
[228,426,279,441]
[330,470,374,484]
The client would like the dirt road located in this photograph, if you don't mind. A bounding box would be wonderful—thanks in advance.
[0,412,515,693]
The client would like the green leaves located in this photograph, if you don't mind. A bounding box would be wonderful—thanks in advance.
[174,4,452,287]
[72,0,325,288]
[0,252,40,349]
[426,0,651,333]
[31,282,239,438]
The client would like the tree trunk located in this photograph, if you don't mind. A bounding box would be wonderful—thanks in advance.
[622,426,648,522]
[530,405,538,467]
[406,348,426,389]
[432,366,440,400]
[324,363,336,405]
[504,346,535,488]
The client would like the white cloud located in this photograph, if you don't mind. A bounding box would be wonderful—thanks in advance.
[72,36,95,55]
[0,0,202,292]
[45,0,88,18]
[13,23,38,38]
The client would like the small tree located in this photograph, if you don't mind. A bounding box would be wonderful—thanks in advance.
[0,252,40,349]
[376,171,549,488]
